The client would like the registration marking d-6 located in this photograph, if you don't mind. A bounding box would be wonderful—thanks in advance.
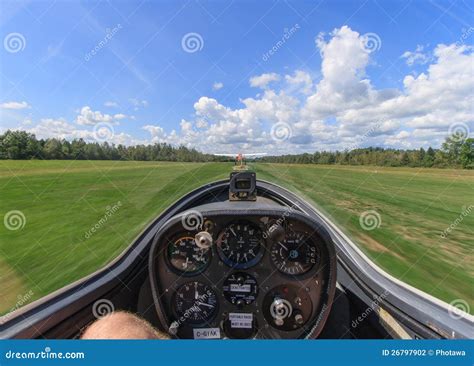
[193,328,221,339]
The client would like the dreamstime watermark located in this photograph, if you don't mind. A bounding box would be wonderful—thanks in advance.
[438,26,474,62]
[352,290,389,328]
[4,347,85,360]
[270,298,293,321]
[344,122,382,151]
[93,122,115,142]
[455,27,474,48]
[262,24,300,62]
[176,292,209,326]
[3,210,26,231]
[359,210,382,231]
[92,299,115,319]
[181,32,204,53]
[1,290,34,323]
[84,201,122,239]
[448,122,470,143]
[440,204,473,239]
[448,299,470,320]
[181,210,203,231]
[84,24,122,62]
[3,32,26,53]
[270,122,292,142]
[262,204,298,239]
[360,32,381,53]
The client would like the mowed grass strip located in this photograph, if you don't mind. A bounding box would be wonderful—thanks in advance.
[0,160,473,314]
[255,163,474,311]
[0,160,230,313]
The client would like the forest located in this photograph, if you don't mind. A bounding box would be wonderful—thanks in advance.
[0,130,472,169]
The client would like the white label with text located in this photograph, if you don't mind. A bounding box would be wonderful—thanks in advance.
[229,313,253,329]
[230,284,251,292]
[193,328,221,339]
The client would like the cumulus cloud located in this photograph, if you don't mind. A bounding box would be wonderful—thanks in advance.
[146,26,471,153]
[142,125,166,141]
[285,70,313,95]
[1,101,31,110]
[249,73,280,89]
[16,26,474,153]
[75,106,127,126]
[212,82,224,90]
[21,117,141,145]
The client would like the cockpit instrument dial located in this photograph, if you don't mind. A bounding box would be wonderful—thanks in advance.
[223,272,258,306]
[173,281,218,324]
[217,222,264,269]
[270,232,319,275]
[167,236,211,275]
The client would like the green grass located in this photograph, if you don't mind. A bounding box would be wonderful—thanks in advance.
[0,160,472,315]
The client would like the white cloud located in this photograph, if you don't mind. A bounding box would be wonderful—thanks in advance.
[30,118,89,140]
[104,101,119,108]
[212,82,224,90]
[142,125,165,140]
[249,73,280,89]
[401,45,432,66]
[285,70,313,95]
[19,117,141,146]
[17,26,474,154]
[113,113,127,120]
[304,26,377,119]
[75,106,127,126]
[0,101,30,110]
[172,27,472,152]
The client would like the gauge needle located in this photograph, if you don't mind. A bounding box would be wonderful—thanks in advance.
[230,228,237,236]
[280,242,288,251]
[197,301,214,308]
[194,282,198,299]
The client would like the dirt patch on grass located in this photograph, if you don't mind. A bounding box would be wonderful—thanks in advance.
[334,199,363,215]
[0,257,28,314]
[392,223,471,260]
[356,233,405,260]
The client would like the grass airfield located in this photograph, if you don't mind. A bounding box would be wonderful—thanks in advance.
[0,160,472,314]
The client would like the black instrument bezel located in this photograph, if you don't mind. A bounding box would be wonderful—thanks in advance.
[269,230,323,279]
[216,220,265,270]
[164,231,213,277]
[171,280,219,326]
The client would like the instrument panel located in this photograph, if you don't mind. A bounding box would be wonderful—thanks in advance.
[150,210,336,339]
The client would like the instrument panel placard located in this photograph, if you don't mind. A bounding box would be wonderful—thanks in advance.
[229,313,253,329]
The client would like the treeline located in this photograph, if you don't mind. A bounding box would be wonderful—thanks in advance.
[262,136,473,169]
[0,130,219,162]
[0,130,472,169]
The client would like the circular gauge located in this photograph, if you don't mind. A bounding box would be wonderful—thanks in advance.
[263,284,313,331]
[173,281,218,324]
[223,272,258,306]
[167,236,211,274]
[217,221,264,269]
[271,232,319,275]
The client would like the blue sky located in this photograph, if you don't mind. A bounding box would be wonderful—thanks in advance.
[0,0,473,153]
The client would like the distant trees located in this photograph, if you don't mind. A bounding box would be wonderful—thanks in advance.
[460,138,474,169]
[0,130,216,162]
[0,130,472,169]
[260,135,473,169]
